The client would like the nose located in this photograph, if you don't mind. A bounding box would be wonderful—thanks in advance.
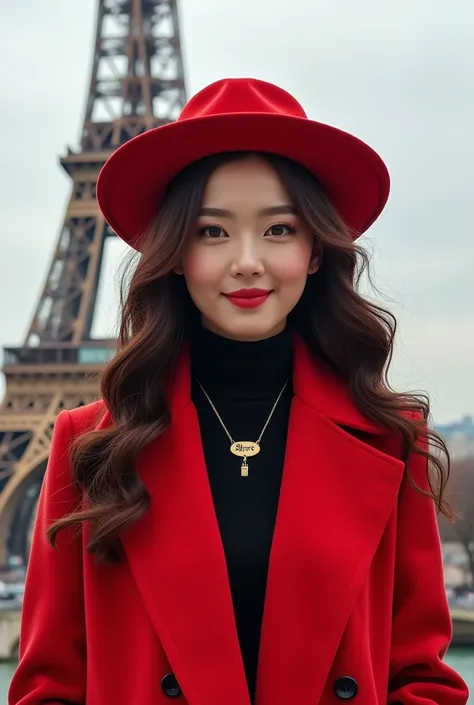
[229,239,265,278]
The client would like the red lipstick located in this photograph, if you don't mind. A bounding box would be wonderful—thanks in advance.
[224,288,272,309]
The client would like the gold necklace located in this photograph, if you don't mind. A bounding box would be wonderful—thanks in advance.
[197,378,289,477]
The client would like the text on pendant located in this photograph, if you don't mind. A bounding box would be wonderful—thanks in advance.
[230,442,261,457]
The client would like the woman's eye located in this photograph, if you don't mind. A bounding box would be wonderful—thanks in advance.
[200,225,226,238]
[265,223,295,237]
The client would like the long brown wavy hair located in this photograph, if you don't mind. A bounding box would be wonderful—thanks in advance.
[48,151,456,562]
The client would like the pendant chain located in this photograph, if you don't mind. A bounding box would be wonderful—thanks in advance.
[197,378,289,476]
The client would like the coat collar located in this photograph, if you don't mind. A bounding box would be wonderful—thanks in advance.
[116,334,403,705]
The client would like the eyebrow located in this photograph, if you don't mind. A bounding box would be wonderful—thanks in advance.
[198,205,297,218]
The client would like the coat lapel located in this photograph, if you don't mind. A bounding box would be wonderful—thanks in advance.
[120,350,251,705]
[255,338,405,705]
[116,336,405,705]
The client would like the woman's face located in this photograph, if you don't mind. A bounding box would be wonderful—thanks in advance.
[178,155,319,341]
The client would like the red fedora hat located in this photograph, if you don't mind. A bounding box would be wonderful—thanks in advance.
[97,77,390,250]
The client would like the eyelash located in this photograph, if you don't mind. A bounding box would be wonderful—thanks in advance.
[267,221,296,236]
[198,221,297,238]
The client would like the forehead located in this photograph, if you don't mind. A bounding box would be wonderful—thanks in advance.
[201,156,292,208]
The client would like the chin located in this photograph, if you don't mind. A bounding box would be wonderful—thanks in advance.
[213,318,286,342]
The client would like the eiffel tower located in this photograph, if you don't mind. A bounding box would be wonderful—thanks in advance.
[0,0,187,565]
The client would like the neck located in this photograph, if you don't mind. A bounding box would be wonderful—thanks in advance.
[190,324,293,401]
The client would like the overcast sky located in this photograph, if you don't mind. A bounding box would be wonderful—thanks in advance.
[0,0,473,424]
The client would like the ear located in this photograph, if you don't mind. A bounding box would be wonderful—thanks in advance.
[173,264,184,275]
[308,242,323,275]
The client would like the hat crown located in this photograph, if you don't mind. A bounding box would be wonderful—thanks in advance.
[178,78,308,122]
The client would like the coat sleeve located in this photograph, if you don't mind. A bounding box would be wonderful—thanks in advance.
[8,410,86,705]
[387,444,469,704]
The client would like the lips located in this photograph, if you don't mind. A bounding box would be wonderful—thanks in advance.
[224,288,272,309]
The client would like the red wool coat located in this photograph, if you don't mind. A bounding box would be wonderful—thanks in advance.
[9,338,469,705]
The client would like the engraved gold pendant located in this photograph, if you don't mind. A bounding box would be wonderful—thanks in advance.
[230,441,261,477]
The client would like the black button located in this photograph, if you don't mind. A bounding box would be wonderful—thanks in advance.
[334,676,358,700]
[161,673,182,698]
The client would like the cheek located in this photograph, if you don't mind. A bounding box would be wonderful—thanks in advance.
[182,247,223,289]
[271,245,312,284]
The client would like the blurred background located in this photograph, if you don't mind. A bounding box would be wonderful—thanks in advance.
[0,0,473,700]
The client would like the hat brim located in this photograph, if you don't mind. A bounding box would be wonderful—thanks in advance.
[97,112,390,249]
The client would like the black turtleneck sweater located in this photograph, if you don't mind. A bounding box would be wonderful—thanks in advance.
[190,326,293,702]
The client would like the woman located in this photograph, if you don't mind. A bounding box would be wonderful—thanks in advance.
[9,78,469,705]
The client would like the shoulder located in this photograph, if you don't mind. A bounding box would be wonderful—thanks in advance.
[65,399,108,436]
[400,408,425,423]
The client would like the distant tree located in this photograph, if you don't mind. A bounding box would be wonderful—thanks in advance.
[438,456,474,589]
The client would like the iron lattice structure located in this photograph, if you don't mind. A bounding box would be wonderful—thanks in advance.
[0,0,187,564]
